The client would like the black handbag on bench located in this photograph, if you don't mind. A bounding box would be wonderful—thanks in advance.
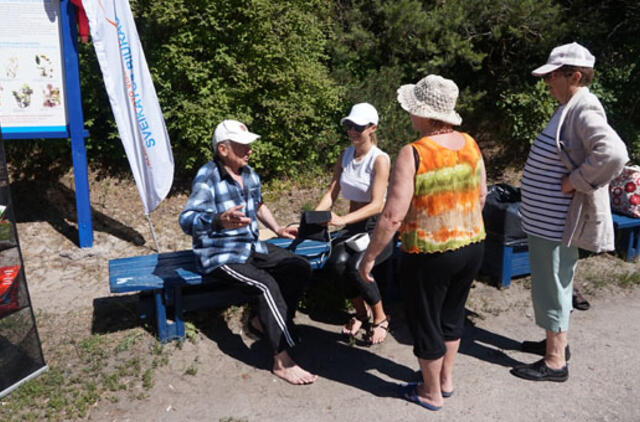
[296,211,331,242]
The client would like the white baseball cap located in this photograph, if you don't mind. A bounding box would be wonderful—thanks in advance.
[213,119,260,145]
[340,103,379,126]
[531,42,595,76]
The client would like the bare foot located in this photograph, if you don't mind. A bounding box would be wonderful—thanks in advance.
[367,317,389,345]
[341,312,369,337]
[273,351,317,385]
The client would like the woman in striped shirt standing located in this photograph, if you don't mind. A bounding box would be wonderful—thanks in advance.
[511,43,628,383]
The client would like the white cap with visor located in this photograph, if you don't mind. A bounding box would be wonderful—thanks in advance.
[531,42,595,76]
[213,119,260,146]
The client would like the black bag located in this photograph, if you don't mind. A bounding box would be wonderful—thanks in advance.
[482,183,526,244]
[296,211,331,242]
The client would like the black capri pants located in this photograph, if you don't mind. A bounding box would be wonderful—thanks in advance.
[399,241,485,360]
[325,216,393,306]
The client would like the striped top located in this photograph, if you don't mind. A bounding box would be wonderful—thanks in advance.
[520,106,573,241]
[399,133,486,254]
[179,158,267,274]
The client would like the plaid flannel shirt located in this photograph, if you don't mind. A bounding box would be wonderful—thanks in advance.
[179,158,267,274]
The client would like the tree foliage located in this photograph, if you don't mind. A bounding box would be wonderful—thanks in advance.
[8,0,639,182]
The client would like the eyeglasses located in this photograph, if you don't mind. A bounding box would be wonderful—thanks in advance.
[542,72,556,81]
[343,120,369,133]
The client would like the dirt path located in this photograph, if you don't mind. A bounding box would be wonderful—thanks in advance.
[88,286,640,422]
[10,174,640,421]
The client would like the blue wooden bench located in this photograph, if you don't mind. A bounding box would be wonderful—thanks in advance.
[480,212,639,288]
[612,212,640,261]
[109,238,330,343]
[480,236,530,289]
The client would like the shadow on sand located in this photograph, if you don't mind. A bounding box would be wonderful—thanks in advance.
[11,180,145,247]
[460,312,525,368]
[91,294,151,336]
[195,315,416,397]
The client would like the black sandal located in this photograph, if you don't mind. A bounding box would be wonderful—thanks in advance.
[573,289,590,311]
[366,317,390,345]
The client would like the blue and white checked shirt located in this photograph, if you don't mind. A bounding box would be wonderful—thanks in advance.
[179,158,268,274]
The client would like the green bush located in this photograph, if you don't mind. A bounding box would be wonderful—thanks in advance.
[327,0,565,153]
[137,0,344,179]
[497,80,556,148]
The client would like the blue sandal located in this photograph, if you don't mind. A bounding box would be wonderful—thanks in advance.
[404,386,442,411]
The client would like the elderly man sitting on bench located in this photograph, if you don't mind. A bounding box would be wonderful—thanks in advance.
[179,119,317,385]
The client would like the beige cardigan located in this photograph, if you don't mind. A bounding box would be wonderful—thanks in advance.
[555,87,629,252]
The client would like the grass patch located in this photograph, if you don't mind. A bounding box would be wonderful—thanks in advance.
[185,365,198,376]
[0,324,173,421]
[616,270,640,288]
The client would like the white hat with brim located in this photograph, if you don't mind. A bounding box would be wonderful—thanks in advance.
[397,75,462,126]
[213,119,260,145]
[340,102,379,126]
[531,42,595,76]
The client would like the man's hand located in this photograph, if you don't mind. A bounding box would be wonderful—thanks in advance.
[219,205,251,229]
[561,175,576,194]
[276,226,297,239]
[358,256,376,283]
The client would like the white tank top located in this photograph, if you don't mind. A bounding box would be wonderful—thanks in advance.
[339,145,390,202]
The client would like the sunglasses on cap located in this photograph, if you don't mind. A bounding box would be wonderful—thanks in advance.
[343,120,370,133]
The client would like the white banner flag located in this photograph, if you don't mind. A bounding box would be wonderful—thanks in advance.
[82,0,173,214]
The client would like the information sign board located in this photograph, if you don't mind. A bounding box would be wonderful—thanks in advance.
[0,0,68,136]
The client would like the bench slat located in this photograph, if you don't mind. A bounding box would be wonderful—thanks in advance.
[612,212,640,229]
[109,239,330,294]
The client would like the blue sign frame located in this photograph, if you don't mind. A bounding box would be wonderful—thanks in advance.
[0,0,93,248]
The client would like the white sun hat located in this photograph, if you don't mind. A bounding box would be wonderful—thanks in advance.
[340,102,379,126]
[213,119,260,146]
[531,42,595,76]
[396,74,462,126]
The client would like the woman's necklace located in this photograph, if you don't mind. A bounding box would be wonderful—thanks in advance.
[353,144,372,160]
[424,127,454,137]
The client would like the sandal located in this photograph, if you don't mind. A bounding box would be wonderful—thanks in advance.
[342,311,370,337]
[366,317,390,345]
[572,289,590,311]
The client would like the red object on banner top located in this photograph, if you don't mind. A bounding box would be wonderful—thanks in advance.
[70,0,90,43]
[0,265,20,298]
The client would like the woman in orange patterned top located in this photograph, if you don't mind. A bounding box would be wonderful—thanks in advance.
[359,75,486,411]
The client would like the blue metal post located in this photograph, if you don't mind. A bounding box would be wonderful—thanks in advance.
[60,0,93,247]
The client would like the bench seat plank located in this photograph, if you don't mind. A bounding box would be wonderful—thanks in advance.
[109,238,330,294]
[612,212,640,261]
[108,238,330,342]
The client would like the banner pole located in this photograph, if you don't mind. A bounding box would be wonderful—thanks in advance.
[145,214,160,252]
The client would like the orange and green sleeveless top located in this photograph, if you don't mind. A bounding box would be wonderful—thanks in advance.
[399,133,486,254]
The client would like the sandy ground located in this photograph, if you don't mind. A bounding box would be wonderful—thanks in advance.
[11,172,640,421]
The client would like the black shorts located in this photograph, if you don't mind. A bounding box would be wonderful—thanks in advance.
[399,241,485,360]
